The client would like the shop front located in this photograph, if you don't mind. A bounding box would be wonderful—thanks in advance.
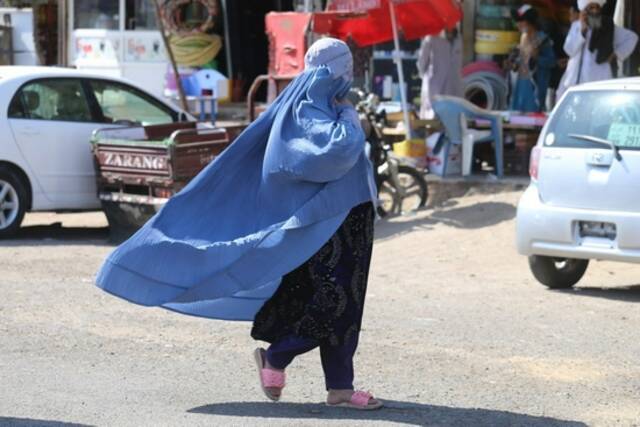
[69,0,168,97]
[451,0,640,178]
[66,0,297,101]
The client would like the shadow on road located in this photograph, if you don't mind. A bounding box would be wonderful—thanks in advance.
[557,285,640,303]
[374,215,437,240]
[2,223,110,245]
[430,202,516,229]
[0,418,92,427]
[188,400,586,426]
[375,202,516,240]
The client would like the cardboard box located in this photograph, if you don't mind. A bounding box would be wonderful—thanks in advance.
[426,133,461,176]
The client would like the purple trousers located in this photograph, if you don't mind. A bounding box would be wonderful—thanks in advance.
[265,333,359,390]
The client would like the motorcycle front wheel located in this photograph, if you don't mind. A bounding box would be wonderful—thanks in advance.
[377,165,428,217]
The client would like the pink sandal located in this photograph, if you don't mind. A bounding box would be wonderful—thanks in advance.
[326,390,383,410]
[253,348,285,401]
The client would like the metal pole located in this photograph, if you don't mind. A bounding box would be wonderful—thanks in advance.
[462,0,475,65]
[153,0,189,113]
[388,0,412,139]
[57,0,67,66]
[220,0,233,79]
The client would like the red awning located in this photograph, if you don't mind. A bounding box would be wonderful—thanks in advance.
[314,0,462,47]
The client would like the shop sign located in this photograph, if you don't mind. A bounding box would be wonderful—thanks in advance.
[102,152,168,171]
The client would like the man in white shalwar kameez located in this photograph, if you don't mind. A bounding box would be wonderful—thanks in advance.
[417,29,463,119]
[557,0,638,98]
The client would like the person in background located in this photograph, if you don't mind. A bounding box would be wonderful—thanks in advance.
[539,11,569,110]
[555,1,580,89]
[569,1,581,23]
[417,27,463,119]
[508,5,556,112]
[557,0,638,98]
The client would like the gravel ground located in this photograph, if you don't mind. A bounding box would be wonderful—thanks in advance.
[1,190,639,427]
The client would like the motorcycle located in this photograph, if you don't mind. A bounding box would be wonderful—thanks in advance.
[349,89,429,217]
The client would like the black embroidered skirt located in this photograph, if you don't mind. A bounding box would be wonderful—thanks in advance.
[251,202,375,347]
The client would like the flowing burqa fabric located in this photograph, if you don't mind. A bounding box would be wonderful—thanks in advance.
[96,39,377,321]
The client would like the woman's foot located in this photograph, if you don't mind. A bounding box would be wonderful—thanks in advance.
[326,389,383,410]
[253,348,285,401]
[264,359,285,399]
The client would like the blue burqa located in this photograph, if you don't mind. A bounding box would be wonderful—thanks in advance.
[96,66,376,321]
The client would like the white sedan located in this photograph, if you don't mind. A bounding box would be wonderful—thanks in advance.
[0,66,191,237]
[517,78,640,288]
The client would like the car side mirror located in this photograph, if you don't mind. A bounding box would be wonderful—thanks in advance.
[179,112,189,122]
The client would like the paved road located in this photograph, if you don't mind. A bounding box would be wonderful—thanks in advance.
[1,191,639,426]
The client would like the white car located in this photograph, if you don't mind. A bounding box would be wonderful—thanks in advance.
[0,66,191,237]
[517,78,640,288]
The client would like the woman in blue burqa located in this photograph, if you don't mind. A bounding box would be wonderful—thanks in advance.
[96,38,382,410]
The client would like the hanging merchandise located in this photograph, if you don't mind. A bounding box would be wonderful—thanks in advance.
[162,0,219,35]
[170,33,222,66]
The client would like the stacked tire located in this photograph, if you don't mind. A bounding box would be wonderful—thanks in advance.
[475,0,520,59]
[462,61,508,110]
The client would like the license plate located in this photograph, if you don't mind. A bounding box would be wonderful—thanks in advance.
[578,221,617,239]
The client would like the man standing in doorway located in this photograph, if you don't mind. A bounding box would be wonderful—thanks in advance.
[417,28,463,119]
[557,0,638,98]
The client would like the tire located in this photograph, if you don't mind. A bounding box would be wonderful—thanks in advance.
[475,30,520,45]
[377,165,428,217]
[528,256,589,289]
[396,165,428,211]
[0,167,28,238]
[475,40,518,55]
[376,178,397,218]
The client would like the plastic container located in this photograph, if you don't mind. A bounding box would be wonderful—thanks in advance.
[393,138,427,159]
[426,133,461,177]
[164,67,230,102]
[190,69,230,102]
[164,66,196,98]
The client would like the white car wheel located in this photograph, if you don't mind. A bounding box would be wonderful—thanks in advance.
[0,168,27,238]
[0,179,19,229]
